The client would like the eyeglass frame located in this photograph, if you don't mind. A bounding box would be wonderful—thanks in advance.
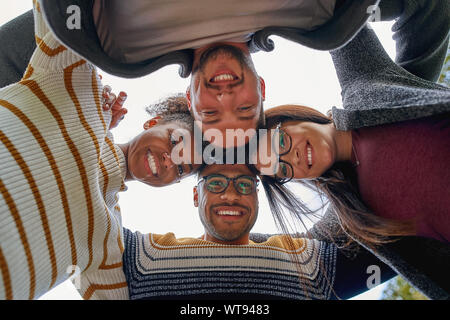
[198,174,259,195]
[273,122,294,184]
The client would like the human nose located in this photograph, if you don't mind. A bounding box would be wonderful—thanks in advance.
[162,152,175,170]
[216,91,233,104]
[214,84,237,102]
[219,181,240,201]
[281,148,300,167]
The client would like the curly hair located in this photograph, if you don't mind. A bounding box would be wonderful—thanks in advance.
[145,93,194,131]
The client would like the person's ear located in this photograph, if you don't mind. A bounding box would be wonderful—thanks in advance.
[259,77,266,101]
[193,186,199,207]
[186,87,192,111]
[143,116,162,130]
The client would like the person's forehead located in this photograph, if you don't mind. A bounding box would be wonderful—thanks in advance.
[200,164,255,178]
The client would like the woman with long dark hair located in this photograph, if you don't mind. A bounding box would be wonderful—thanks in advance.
[255,1,450,243]
[257,100,450,244]
[254,4,450,299]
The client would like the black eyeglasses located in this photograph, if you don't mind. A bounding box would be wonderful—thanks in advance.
[170,130,191,181]
[273,123,294,184]
[198,174,259,195]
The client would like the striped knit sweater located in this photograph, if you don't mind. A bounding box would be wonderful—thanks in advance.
[0,2,341,301]
[123,230,338,300]
[0,1,128,300]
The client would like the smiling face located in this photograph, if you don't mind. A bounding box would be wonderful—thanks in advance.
[194,164,259,245]
[187,43,265,148]
[125,122,201,187]
[255,121,338,180]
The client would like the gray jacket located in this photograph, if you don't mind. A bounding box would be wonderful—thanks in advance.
[2,0,382,84]
[327,25,450,300]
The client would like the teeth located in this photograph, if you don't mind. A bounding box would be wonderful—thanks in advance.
[307,145,312,166]
[217,210,241,216]
[212,74,235,82]
[147,151,157,175]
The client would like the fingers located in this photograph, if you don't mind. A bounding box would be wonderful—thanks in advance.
[111,91,127,111]
[101,86,128,129]
[102,85,113,111]
[109,108,128,129]
[107,93,117,109]
[102,87,128,111]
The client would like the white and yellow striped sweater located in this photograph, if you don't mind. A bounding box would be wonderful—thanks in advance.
[0,1,128,300]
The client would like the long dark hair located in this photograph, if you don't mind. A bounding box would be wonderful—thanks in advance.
[260,104,416,248]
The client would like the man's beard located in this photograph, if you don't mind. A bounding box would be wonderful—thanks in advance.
[193,44,255,75]
[200,203,258,243]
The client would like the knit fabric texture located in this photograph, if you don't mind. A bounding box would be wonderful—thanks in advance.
[0,1,128,300]
[122,229,338,300]
[330,27,450,131]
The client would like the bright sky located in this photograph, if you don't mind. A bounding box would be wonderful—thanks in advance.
[1,2,396,300]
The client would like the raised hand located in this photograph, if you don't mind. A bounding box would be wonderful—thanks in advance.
[102,85,128,130]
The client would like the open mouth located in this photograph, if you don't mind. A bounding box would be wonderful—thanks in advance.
[306,142,313,169]
[213,206,247,219]
[216,210,242,216]
[146,150,158,176]
[209,71,240,84]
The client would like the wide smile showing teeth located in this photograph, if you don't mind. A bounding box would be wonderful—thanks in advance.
[307,143,313,169]
[210,73,239,83]
[216,210,242,216]
[147,151,158,175]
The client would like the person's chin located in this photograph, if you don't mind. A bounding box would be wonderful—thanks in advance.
[314,160,333,178]
[215,231,241,243]
[139,176,169,188]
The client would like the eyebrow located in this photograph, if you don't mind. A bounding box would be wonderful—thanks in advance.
[237,115,257,121]
[202,115,256,125]
[201,118,220,125]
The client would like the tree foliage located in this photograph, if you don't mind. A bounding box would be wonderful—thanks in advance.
[438,47,450,86]
[381,276,429,300]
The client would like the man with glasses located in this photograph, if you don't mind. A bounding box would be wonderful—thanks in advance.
[193,164,259,245]
[74,163,396,300]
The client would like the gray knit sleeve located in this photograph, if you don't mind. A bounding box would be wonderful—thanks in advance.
[0,10,36,88]
[386,0,450,82]
[329,25,399,92]
[330,0,450,89]
[329,26,450,130]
